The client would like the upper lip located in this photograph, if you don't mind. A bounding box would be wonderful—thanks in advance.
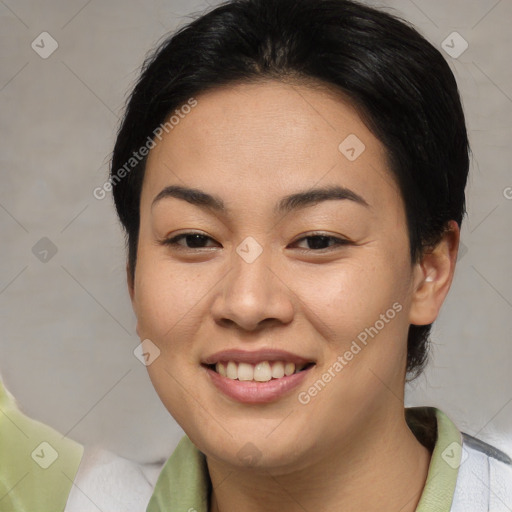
[202,348,315,365]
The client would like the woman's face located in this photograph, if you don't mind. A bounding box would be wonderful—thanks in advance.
[130,80,431,471]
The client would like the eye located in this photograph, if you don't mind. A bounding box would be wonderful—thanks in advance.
[158,232,352,252]
[158,232,220,249]
[290,233,352,251]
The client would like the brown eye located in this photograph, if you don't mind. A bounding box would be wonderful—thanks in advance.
[291,234,352,251]
[159,232,220,249]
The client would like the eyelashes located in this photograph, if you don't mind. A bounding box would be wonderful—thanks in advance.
[160,232,218,250]
[294,234,352,251]
[158,231,353,252]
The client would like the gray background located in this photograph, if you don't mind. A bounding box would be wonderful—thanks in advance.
[1,0,511,464]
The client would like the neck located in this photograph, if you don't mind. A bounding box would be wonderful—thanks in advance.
[207,407,431,512]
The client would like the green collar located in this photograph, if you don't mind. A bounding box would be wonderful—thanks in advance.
[412,407,462,511]
[147,407,462,512]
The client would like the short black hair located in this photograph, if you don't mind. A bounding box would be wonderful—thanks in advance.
[110,0,470,379]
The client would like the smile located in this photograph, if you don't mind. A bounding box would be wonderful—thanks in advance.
[207,360,314,382]
[201,348,316,403]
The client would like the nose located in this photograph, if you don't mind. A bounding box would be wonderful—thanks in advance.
[210,243,294,331]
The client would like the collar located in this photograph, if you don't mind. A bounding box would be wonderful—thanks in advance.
[147,407,462,512]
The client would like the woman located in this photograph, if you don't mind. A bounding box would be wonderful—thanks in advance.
[112,0,510,510]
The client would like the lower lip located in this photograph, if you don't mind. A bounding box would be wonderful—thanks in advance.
[204,365,313,404]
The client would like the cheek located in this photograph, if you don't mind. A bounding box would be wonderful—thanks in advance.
[293,261,410,434]
[133,250,207,345]
[298,256,409,341]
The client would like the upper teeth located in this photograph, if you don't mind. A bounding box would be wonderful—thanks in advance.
[215,361,307,382]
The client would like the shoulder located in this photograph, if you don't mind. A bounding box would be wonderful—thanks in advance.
[462,432,512,465]
[0,377,163,512]
[0,378,84,511]
[450,432,512,512]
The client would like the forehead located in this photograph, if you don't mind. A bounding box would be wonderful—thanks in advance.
[142,80,401,215]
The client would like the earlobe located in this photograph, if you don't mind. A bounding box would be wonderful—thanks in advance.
[409,220,460,326]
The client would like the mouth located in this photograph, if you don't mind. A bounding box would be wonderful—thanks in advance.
[203,360,316,382]
[203,360,315,403]
[201,349,316,403]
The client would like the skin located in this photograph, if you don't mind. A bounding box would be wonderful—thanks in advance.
[128,80,460,512]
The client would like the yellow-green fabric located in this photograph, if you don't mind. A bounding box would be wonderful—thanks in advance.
[147,407,462,512]
[0,380,84,512]
[146,434,210,512]
[414,407,462,512]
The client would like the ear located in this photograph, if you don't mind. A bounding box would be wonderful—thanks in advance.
[409,220,460,326]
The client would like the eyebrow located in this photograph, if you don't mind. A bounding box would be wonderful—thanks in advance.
[151,184,370,215]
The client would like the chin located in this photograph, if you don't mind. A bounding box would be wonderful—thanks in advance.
[193,426,315,473]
